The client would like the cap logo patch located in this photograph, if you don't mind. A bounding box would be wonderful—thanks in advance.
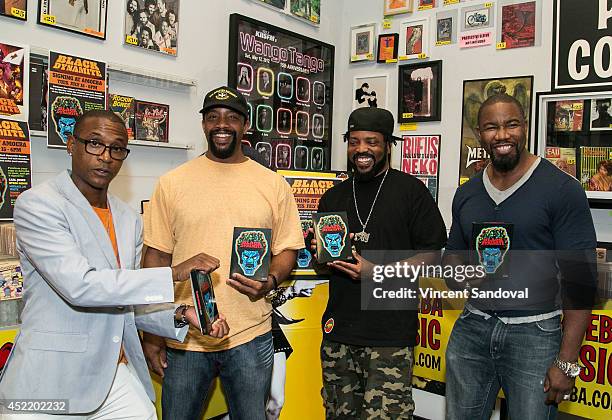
[209,88,238,101]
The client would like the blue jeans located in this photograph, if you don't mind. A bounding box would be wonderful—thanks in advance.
[445,309,562,420]
[162,332,274,420]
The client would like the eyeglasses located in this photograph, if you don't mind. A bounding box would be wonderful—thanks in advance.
[75,137,130,161]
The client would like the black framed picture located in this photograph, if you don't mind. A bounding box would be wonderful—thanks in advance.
[397,60,442,123]
[377,33,399,63]
[1,0,27,20]
[228,13,334,172]
[37,0,108,40]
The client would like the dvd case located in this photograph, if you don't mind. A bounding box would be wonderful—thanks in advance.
[189,270,219,335]
[230,227,272,281]
[313,212,353,263]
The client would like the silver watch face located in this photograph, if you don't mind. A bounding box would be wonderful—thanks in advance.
[569,364,581,378]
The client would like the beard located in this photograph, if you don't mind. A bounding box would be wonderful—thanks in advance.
[207,130,238,159]
[489,142,522,173]
[350,152,388,182]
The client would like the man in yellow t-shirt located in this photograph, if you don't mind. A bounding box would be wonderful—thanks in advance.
[142,86,303,420]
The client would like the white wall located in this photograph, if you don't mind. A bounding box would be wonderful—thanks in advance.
[336,0,555,228]
[1,0,345,210]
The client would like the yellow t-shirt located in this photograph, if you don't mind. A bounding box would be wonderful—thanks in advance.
[144,155,303,351]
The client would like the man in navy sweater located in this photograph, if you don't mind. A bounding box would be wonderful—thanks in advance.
[444,94,597,419]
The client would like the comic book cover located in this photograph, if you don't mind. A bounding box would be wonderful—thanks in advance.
[0,41,29,122]
[501,1,536,49]
[545,147,576,178]
[108,94,135,140]
[134,100,169,142]
[313,212,353,263]
[553,100,583,132]
[230,227,272,282]
[401,135,441,201]
[190,270,219,335]
[580,147,612,191]
[0,259,22,301]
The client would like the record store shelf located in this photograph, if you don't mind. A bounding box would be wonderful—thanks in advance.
[29,131,192,150]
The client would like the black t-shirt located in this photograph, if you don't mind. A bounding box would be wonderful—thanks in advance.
[317,169,447,347]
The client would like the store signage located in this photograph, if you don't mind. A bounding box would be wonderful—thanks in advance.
[553,0,612,91]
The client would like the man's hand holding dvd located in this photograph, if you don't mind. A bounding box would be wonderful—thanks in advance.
[190,270,229,338]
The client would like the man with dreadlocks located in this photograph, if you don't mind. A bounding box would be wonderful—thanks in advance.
[312,107,447,419]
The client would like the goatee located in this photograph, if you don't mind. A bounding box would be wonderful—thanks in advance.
[350,153,388,182]
[208,131,238,159]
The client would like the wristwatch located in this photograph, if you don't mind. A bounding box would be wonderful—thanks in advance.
[553,357,581,378]
[174,304,189,328]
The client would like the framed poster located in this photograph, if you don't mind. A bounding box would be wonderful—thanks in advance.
[590,98,612,131]
[498,1,537,49]
[350,23,376,62]
[401,134,440,201]
[37,0,108,40]
[289,0,320,25]
[124,0,180,56]
[552,0,612,92]
[228,14,334,171]
[417,0,436,11]
[47,51,107,149]
[435,9,458,46]
[1,0,27,20]
[384,0,413,16]
[377,33,399,63]
[397,60,442,123]
[0,41,29,122]
[399,18,429,60]
[0,118,31,220]
[458,76,533,185]
[353,75,388,110]
[460,2,495,32]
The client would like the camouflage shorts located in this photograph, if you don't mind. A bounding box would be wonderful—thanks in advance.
[321,339,415,420]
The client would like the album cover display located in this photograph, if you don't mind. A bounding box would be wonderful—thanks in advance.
[313,212,352,263]
[230,227,272,282]
[472,222,513,278]
[0,0,27,20]
[553,100,583,132]
[590,98,612,131]
[580,147,612,192]
[545,147,576,178]
[38,0,108,39]
[124,0,180,56]
[501,1,536,49]
[0,41,29,122]
[134,100,169,142]
[0,259,23,301]
[47,51,106,148]
[190,270,219,335]
[108,94,135,140]
[228,14,334,171]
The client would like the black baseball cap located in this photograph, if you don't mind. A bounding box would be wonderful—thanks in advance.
[199,86,249,119]
[344,107,401,143]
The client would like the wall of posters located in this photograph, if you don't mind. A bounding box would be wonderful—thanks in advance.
[38,0,108,39]
[0,41,28,122]
[47,51,106,148]
[459,76,533,185]
[124,0,180,56]
[553,0,612,91]
[401,135,441,201]
[0,118,31,220]
[353,75,387,110]
[0,0,27,20]
[228,14,334,171]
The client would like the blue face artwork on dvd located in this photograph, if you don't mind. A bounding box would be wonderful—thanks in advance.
[317,214,347,258]
[235,230,269,277]
[58,117,76,143]
[297,248,312,268]
[476,227,510,274]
